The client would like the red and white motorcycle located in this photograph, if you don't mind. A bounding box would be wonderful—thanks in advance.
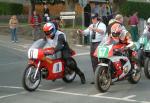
[22,39,76,91]
[94,37,141,92]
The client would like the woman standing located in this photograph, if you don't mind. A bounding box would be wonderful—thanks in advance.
[9,15,19,43]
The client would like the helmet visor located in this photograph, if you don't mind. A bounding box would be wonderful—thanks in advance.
[44,29,53,36]
[112,32,120,37]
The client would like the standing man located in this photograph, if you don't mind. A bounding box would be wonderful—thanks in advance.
[30,11,42,41]
[43,4,50,22]
[78,13,106,83]
[84,0,91,27]
[128,12,139,42]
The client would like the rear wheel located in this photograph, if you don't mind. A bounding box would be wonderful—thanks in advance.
[62,66,76,83]
[128,61,141,84]
[95,66,111,92]
[22,65,41,92]
[144,58,150,79]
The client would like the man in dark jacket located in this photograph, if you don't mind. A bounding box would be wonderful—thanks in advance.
[43,22,86,84]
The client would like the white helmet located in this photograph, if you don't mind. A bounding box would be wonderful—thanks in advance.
[147,17,150,24]
[108,19,115,25]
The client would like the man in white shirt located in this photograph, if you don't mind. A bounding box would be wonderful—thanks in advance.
[78,13,106,82]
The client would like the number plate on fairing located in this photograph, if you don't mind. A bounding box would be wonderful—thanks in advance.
[53,62,63,73]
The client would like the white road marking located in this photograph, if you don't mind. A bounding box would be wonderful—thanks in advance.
[74,52,90,56]
[141,101,150,103]
[49,87,64,91]
[0,85,150,103]
[0,86,23,89]
[90,93,107,97]
[38,89,88,96]
[93,95,137,102]
[122,95,136,100]
[0,92,26,99]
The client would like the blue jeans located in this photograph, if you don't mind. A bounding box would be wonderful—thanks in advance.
[10,28,18,42]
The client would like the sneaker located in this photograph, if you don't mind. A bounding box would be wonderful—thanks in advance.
[15,41,19,43]
[11,41,15,43]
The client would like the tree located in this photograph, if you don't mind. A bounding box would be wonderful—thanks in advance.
[113,0,127,13]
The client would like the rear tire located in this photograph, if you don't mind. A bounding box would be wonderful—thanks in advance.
[62,66,76,83]
[144,58,150,79]
[22,65,41,92]
[95,66,111,93]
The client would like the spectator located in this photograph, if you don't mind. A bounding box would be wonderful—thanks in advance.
[51,17,62,31]
[101,4,108,25]
[43,4,50,22]
[128,12,139,42]
[84,0,91,27]
[9,15,19,43]
[91,3,100,15]
[77,13,106,84]
[30,11,42,41]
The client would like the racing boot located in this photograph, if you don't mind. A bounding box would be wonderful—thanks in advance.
[79,73,86,84]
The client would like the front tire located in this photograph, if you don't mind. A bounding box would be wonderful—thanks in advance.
[128,61,141,84]
[144,58,150,79]
[22,64,41,92]
[62,66,76,83]
[95,66,111,93]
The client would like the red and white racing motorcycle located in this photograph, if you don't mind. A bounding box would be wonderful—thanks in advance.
[22,39,76,92]
[94,37,141,92]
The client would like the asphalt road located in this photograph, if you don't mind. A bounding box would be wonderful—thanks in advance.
[0,39,150,103]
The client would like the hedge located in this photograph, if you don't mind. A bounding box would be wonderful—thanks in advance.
[0,2,23,15]
[119,1,150,19]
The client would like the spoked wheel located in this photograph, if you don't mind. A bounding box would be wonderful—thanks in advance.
[62,66,76,83]
[95,66,111,93]
[22,65,41,92]
[144,58,150,79]
[128,61,141,84]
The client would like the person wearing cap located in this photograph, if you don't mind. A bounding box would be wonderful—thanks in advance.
[128,12,139,42]
[78,13,106,81]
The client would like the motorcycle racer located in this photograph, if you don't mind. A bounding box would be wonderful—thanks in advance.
[42,22,86,84]
[107,14,134,49]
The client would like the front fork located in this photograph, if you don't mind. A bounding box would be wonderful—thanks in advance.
[34,61,41,79]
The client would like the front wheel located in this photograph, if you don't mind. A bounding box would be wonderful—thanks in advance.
[22,64,41,92]
[95,66,111,93]
[62,66,76,83]
[128,62,141,84]
[144,58,150,79]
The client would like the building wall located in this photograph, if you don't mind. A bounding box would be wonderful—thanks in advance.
[23,3,83,17]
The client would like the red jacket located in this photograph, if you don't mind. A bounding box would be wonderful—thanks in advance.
[30,15,42,28]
